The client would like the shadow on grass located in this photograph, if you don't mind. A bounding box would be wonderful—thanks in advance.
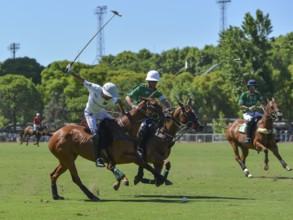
[252,176,293,180]
[96,195,254,203]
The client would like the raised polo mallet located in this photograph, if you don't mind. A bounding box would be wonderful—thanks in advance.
[68,10,122,67]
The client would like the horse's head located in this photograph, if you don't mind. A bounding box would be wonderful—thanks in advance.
[173,98,203,131]
[264,97,282,121]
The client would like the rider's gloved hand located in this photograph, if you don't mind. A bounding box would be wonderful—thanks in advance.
[65,64,72,73]
[249,105,257,111]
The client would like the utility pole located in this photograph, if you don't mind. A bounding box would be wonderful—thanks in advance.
[216,0,231,33]
[94,5,107,63]
[8,43,20,59]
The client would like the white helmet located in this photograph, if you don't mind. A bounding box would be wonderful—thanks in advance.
[146,70,160,82]
[36,113,40,116]
[102,82,118,98]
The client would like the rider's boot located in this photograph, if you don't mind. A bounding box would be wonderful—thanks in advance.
[136,123,149,158]
[245,120,253,144]
[92,134,105,167]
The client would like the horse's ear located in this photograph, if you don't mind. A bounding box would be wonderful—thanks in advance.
[272,97,275,102]
[186,98,192,106]
[266,97,270,103]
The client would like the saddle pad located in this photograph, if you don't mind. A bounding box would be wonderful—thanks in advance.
[239,123,246,133]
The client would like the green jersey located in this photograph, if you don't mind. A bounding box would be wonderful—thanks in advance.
[127,83,165,105]
[238,91,263,111]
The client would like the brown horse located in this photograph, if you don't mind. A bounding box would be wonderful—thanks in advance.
[20,122,50,146]
[133,99,203,187]
[226,97,292,177]
[48,98,166,201]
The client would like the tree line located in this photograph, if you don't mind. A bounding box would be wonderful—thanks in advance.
[0,10,292,132]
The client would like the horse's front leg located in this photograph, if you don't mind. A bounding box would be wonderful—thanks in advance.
[132,153,166,186]
[107,165,129,190]
[162,160,173,185]
[269,142,292,171]
[26,135,30,146]
[255,142,269,170]
[134,166,144,185]
[230,141,252,177]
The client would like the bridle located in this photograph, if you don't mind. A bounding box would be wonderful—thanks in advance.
[165,105,200,142]
[118,99,164,127]
[261,100,281,121]
[136,99,164,121]
[171,106,198,129]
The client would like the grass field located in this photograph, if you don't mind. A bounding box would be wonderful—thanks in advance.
[1,141,293,220]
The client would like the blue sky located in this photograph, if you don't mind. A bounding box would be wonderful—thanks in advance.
[1,0,292,67]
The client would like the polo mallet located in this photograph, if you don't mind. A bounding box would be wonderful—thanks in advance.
[69,10,122,67]
[149,61,188,98]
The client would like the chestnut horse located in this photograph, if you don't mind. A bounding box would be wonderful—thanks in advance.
[133,99,203,187]
[226,97,292,177]
[48,98,166,201]
[20,122,50,146]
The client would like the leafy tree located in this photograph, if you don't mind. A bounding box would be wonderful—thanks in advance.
[274,64,293,121]
[190,71,237,120]
[0,74,42,131]
[160,72,194,105]
[218,9,274,100]
[43,92,68,130]
[0,57,44,84]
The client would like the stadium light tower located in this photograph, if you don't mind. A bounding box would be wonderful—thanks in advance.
[217,0,231,33]
[94,5,107,63]
[8,43,20,59]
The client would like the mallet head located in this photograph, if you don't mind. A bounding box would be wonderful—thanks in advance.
[111,10,122,17]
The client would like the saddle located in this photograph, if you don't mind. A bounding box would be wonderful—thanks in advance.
[238,121,257,134]
[238,120,277,135]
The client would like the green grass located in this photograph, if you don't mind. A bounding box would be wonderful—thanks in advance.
[1,142,293,220]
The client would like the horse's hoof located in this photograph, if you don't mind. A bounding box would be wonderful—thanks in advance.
[123,180,129,186]
[134,176,142,185]
[155,179,165,187]
[91,196,100,202]
[113,182,120,191]
[53,195,64,200]
[248,174,253,178]
[264,165,269,171]
[121,176,129,186]
[165,179,173,186]
[286,166,292,171]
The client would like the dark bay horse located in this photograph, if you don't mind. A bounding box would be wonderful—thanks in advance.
[20,122,50,146]
[226,97,292,177]
[133,99,203,187]
[48,98,166,201]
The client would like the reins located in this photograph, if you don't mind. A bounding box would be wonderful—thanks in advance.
[260,102,278,120]
[117,100,163,129]
[163,107,195,142]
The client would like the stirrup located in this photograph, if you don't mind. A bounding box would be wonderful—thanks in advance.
[245,137,251,144]
[95,158,105,167]
[137,148,143,157]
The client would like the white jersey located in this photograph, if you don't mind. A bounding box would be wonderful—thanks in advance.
[83,80,117,114]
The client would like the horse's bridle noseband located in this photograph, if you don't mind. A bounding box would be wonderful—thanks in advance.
[262,102,281,120]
